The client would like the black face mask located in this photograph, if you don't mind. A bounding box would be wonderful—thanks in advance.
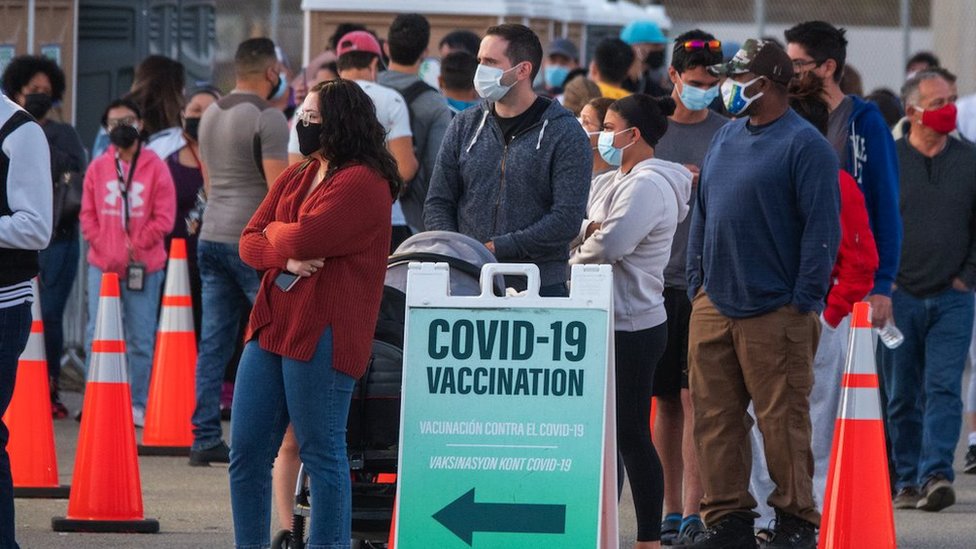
[24,93,53,120]
[645,50,666,70]
[296,122,322,157]
[109,125,140,149]
[183,117,201,141]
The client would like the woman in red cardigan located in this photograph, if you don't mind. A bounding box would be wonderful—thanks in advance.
[230,79,401,548]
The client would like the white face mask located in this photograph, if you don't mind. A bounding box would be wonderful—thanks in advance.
[474,63,520,102]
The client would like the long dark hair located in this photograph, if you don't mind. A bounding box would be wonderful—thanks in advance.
[313,79,403,198]
[127,55,185,136]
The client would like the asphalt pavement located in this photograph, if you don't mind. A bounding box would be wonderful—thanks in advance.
[13,386,976,548]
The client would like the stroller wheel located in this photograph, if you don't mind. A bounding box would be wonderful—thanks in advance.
[271,529,296,549]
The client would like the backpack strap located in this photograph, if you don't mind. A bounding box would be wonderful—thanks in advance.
[400,79,438,107]
[0,111,33,148]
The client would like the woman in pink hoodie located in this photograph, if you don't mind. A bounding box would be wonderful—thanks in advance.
[79,98,175,426]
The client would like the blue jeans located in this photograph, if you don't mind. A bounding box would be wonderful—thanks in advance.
[1,301,32,549]
[882,287,974,490]
[84,265,164,410]
[229,329,355,549]
[38,231,80,382]
[192,240,260,451]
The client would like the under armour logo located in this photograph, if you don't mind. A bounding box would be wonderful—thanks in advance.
[104,181,146,209]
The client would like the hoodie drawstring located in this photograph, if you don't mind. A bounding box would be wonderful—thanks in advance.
[466,109,491,153]
[535,119,549,150]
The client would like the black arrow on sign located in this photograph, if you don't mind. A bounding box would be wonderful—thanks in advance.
[432,488,567,545]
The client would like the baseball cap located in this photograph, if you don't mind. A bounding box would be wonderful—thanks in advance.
[336,30,382,58]
[709,38,794,85]
[620,21,668,46]
[548,38,580,62]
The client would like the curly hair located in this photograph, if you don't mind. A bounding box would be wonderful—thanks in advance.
[127,55,186,136]
[311,79,403,198]
[1,55,66,101]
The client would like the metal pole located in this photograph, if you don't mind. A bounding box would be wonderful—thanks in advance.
[755,0,766,38]
[27,0,36,54]
[270,0,280,44]
[900,0,911,67]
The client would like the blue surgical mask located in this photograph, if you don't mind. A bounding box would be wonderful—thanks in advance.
[597,128,635,166]
[446,97,479,112]
[544,65,571,89]
[474,63,519,102]
[721,76,764,116]
[267,71,288,102]
[679,81,720,111]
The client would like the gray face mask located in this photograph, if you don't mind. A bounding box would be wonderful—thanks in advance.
[473,63,520,102]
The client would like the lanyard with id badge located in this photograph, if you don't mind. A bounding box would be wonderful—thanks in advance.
[115,145,146,291]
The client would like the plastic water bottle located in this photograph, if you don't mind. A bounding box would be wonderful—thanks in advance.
[878,322,904,349]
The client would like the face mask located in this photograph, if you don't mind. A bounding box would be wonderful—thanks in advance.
[721,76,765,116]
[296,122,322,157]
[109,125,140,149]
[544,65,571,89]
[267,71,288,101]
[597,128,635,166]
[183,117,201,141]
[446,97,479,112]
[917,103,957,134]
[645,50,666,70]
[678,81,720,111]
[24,93,53,120]
[474,64,519,102]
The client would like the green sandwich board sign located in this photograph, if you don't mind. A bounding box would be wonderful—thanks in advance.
[393,263,618,548]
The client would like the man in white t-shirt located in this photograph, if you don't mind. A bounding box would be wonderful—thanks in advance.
[288,30,417,250]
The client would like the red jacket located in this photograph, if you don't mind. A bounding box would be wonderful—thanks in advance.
[824,170,879,327]
[239,160,392,377]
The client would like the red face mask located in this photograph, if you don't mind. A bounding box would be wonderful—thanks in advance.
[918,102,957,134]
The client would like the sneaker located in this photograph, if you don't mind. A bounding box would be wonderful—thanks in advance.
[189,440,231,467]
[661,513,682,545]
[964,445,976,475]
[916,474,955,512]
[672,514,757,549]
[674,515,706,545]
[892,486,922,509]
[51,399,69,420]
[762,510,816,549]
[132,406,145,428]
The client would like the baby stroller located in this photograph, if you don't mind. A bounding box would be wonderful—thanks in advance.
[272,231,497,549]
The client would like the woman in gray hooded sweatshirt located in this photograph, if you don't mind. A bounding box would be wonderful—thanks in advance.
[569,94,692,548]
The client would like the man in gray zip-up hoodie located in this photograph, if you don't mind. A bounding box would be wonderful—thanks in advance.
[424,24,592,295]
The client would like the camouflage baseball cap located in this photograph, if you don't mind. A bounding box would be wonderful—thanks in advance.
[709,38,794,84]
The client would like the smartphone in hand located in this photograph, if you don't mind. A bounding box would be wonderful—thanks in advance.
[275,271,300,292]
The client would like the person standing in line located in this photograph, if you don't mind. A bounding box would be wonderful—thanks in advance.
[649,29,727,547]
[164,87,221,334]
[590,38,636,100]
[883,70,976,512]
[1,55,87,419]
[620,20,671,96]
[425,24,592,296]
[189,37,290,466]
[80,99,176,428]
[231,78,399,549]
[682,39,839,549]
[571,94,693,549]
[378,13,454,234]
[438,51,480,114]
[0,90,52,549]
[540,38,581,98]
[578,97,614,179]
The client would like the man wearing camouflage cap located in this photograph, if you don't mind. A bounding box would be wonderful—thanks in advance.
[681,39,840,549]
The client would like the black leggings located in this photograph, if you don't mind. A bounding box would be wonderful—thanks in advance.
[615,324,667,542]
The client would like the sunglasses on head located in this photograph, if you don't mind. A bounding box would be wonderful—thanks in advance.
[679,39,722,53]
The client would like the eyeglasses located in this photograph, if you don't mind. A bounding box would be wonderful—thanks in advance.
[791,58,821,70]
[106,116,137,130]
[297,109,322,127]
[679,40,722,53]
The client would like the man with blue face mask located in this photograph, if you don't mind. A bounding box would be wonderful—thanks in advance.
[650,28,727,547]
[681,39,840,548]
[425,24,592,296]
[542,38,580,98]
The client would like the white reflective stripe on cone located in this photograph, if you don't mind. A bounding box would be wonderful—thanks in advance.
[88,349,128,383]
[94,295,124,343]
[838,386,883,421]
[158,305,194,333]
[20,329,46,362]
[163,259,191,297]
[29,278,42,319]
[845,327,877,376]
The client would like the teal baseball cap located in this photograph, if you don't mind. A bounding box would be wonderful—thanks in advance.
[620,21,668,46]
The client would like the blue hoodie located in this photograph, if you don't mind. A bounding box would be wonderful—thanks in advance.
[424,98,592,287]
[846,96,902,296]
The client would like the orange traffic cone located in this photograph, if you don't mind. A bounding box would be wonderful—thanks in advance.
[51,273,159,533]
[818,302,896,549]
[2,278,70,498]
[139,238,196,456]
